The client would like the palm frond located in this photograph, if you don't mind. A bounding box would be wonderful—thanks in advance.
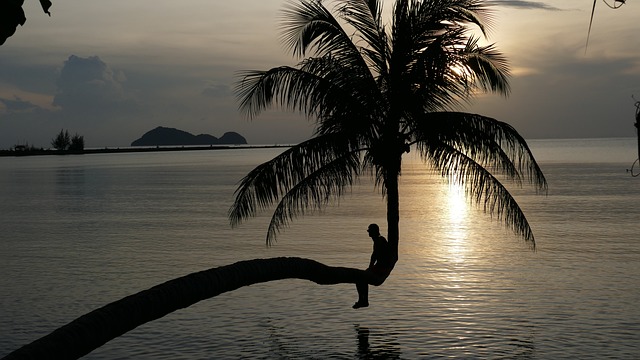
[410,27,472,111]
[448,0,494,36]
[266,149,363,243]
[280,0,386,115]
[463,36,510,95]
[235,64,345,120]
[415,119,521,183]
[298,56,383,132]
[280,0,360,60]
[419,139,537,246]
[236,60,382,142]
[335,0,389,77]
[229,133,360,228]
[390,0,505,113]
[413,112,547,192]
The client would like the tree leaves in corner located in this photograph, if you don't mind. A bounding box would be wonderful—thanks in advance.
[1,0,52,46]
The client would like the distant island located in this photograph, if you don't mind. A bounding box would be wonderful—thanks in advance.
[131,126,247,146]
[0,127,282,157]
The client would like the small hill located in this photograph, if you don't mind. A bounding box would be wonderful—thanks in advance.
[131,127,247,146]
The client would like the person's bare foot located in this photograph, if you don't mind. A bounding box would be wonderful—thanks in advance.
[352,301,369,309]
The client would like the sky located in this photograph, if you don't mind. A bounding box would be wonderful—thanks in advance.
[1,0,639,148]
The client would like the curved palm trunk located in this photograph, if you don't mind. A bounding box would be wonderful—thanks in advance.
[4,257,379,360]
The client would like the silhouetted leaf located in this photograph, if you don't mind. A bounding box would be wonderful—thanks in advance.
[0,0,27,46]
[1,0,52,46]
[40,0,52,16]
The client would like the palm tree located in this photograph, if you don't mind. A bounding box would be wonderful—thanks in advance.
[230,0,546,262]
[4,1,547,358]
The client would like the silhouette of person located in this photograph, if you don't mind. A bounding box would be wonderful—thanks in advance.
[353,224,394,309]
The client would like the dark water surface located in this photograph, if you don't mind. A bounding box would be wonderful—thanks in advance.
[1,138,639,359]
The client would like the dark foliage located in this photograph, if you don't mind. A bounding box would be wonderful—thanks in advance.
[0,0,52,46]
[50,129,70,151]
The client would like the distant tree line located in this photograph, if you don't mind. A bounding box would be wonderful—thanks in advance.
[51,129,84,151]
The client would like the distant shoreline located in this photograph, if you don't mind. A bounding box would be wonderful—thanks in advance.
[0,144,293,157]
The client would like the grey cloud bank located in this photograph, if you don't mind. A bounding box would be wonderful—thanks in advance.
[1,0,639,148]
[53,55,134,113]
[0,53,313,148]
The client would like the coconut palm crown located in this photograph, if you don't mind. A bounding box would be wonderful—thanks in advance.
[230,0,547,259]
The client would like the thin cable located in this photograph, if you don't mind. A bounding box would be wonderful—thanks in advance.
[585,0,626,53]
[630,159,640,177]
[603,0,626,9]
[585,0,597,53]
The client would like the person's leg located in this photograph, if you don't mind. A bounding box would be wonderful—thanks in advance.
[353,281,369,309]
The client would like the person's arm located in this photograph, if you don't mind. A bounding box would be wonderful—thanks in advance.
[368,240,379,268]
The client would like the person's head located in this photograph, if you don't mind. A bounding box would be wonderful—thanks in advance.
[367,224,380,238]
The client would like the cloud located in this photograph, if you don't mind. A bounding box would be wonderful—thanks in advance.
[0,55,147,148]
[0,96,40,113]
[468,47,640,140]
[488,1,562,10]
[52,55,137,116]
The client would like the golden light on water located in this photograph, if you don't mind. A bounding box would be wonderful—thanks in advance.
[401,163,474,263]
[446,181,467,223]
[443,179,470,261]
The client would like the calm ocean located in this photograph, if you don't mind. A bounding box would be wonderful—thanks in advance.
[1,138,639,359]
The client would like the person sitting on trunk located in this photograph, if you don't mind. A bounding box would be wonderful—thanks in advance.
[353,223,394,309]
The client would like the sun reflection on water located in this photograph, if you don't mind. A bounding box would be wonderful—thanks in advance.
[400,162,476,265]
[443,180,470,261]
